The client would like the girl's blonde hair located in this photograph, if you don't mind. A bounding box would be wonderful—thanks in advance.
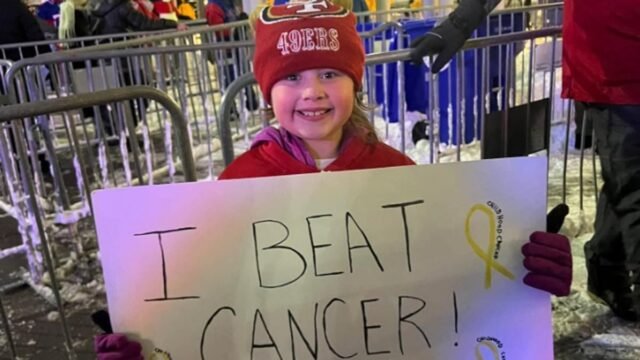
[248,5,266,33]
[346,95,379,143]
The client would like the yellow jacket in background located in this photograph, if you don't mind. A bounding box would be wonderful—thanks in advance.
[177,3,196,20]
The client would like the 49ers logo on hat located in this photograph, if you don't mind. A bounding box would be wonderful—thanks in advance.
[276,27,340,55]
[260,0,349,24]
[253,0,364,103]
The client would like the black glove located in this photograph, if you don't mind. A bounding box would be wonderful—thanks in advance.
[546,203,569,234]
[409,0,487,73]
[91,309,113,334]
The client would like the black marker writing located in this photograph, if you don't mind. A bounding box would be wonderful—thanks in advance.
[252,309,283,360]
[453,291,459,347]
[253,220,307,288]
[323,298,357,359]
[307,214,343,277]
[381,200,425,272]
[134,227,199,302]
[288,304,319,359]
[200,306,236,360]
[346,212,384,273]
[361,298,391,355]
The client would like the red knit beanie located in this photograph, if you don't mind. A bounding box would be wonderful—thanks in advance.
[253,0,365,104]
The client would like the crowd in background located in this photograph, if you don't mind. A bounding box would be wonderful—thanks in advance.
[17,0,197,40]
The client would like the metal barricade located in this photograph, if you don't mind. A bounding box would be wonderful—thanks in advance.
[0,86,194,359]
[0,83,196,280]
[5,39,261,179]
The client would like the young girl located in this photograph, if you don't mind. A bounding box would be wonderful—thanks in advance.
[95,0,572,356]
[218,0,414,179]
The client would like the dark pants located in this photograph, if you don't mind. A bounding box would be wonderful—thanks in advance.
[584,104,640,275]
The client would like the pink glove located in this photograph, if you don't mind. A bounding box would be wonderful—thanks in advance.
[521,231,572,296]
[94,333,143,360]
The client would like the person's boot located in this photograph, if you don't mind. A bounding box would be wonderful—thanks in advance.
[586,256,637,321]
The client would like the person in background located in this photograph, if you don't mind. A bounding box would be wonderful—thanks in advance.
[92,2,572,356]
[88,0,186,35]
[1,0,51,63]
[59,0,108,123]
[36,0,62,28]
[87,0,187,138]
[176,0,196,20]
[563,0,640,322]
[205,0,236,32]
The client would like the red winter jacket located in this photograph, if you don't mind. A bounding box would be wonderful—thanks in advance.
[562,0,640,104]
[206,2,225,26]
[206,2,231,38]
[218,137,415,180]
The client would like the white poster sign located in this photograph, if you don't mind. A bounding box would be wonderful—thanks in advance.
[93,157,552,359]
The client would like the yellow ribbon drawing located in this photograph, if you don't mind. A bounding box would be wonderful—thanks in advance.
[150,348,172,360]
[475,340,501,360]
[465,204,515,289]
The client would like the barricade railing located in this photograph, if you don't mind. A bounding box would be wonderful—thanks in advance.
[33,22,251,57]
[0,5,450,64]
[4,22,257,128]
[1,44,253,312]
[4,40,260,176]
[0,86,194,359]
[2,4,563,120]
[218,26,563,162]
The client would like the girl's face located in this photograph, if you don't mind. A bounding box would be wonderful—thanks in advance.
[270,68,355,159]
